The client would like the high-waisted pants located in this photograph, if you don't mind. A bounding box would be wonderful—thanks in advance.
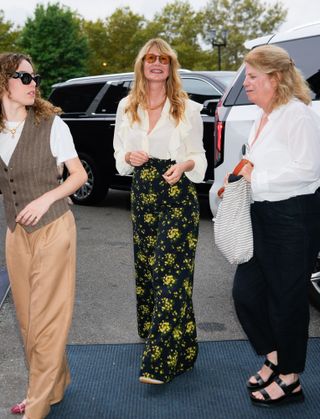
[233,191,320,374]
[6,210,76,419]
[131,158,199,383]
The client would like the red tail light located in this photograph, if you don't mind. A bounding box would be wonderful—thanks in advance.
[214,100,224,167]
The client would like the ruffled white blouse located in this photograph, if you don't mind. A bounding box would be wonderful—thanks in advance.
[113,97,207,183]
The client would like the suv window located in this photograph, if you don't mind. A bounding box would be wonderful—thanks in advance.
[182,77,221,104]
[227,35,320,106]
[50,82,104,113]
[96,81,131,114]
[277,36,320,100]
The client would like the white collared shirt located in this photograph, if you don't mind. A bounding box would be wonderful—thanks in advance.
[0,116,77,166]
[246,98,320,202]
[113,97,207,183]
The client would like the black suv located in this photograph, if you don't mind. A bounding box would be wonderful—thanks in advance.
[49,70,235,205]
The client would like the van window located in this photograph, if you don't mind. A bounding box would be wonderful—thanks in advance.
[182,78,221,104]
[50,83,104,113]
[96,81,131,114]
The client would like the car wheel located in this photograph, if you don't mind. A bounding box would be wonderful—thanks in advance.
[309,253,320,310]
[69,153,108,205]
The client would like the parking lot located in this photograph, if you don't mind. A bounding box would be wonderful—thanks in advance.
[0,190,320,418]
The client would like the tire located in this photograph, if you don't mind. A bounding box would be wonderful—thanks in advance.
[309,253,320,311]
[68,153,109,205]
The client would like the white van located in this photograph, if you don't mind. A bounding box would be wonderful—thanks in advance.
[209,22,320,309]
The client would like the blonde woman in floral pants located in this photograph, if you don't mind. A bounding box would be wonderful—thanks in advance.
[113,38,207,384]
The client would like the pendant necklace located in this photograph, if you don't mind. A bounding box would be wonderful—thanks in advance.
[3,119,25,138]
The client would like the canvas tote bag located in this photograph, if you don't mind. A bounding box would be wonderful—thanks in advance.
[214,175,253,264]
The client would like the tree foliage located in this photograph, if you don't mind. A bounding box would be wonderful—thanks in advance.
[150,1,210,69]
[1,0,288,85]
[18,3,89,97]
[201,0,287,69]
[0,10,21,52]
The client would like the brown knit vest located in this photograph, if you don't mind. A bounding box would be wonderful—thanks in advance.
[0,109,69,233]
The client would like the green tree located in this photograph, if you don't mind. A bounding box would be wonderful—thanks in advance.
[150,0,209,69]
[202,0,287,70]
[0,10,21,52]
[103,7,147,73]
[83,8,150,75]
[19,3,89,97]
[83,19,109,75]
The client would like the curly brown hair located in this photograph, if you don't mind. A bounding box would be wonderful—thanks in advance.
[0,52,61,132]
[126,38,188,125]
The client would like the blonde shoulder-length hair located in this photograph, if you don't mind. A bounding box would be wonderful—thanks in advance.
[125,38,188,125]
[244,44,311,110]
[0,52,61,132]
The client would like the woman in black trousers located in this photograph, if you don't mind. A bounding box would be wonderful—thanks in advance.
[233,45,320,407]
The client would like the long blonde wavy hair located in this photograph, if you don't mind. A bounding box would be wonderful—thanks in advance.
[125,38,188,125]
[0,52,61,132]
[244,45,311,110]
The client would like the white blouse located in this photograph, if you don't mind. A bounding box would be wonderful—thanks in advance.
[0,116,78,166]
[113,97,207,183]
[246,98,320,202]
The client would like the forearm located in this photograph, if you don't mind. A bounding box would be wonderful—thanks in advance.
[42,169,87,206]
[180,159,195,172]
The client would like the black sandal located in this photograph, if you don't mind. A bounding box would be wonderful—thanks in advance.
[250,376,304,407]
[247,359,278,390]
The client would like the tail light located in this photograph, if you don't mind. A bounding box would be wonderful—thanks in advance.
[214,99,225,167]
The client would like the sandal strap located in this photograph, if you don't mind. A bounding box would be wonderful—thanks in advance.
[264,358,278,373]
[273,376,301,395]
[251,373,265,386]
[259,387,271,401]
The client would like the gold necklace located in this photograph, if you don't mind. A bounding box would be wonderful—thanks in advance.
[147,97,166,111]
[3,119,25,138]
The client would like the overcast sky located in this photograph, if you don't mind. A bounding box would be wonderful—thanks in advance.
[2,0,320,32]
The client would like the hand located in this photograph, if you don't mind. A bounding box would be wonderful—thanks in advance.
[126,151,149,167]
[224,172,230,186]
[239,162,254,182]
[16,194,53,226]
[163,163,185,185]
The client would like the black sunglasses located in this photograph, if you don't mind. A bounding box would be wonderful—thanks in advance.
[11,71,41,87]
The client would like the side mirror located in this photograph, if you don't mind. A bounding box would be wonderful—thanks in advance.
[202,99,219,116]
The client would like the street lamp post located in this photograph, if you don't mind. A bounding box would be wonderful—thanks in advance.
[208,29,228,70]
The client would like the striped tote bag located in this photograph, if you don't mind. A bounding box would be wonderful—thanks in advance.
[214,176,253,264]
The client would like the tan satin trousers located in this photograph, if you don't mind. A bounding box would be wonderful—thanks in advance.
[6,210,76,419]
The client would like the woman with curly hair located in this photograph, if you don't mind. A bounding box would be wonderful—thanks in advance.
[0,52,87,418]
[113,38,207,384]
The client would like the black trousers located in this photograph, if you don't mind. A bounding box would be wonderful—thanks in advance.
[233,190,320,374]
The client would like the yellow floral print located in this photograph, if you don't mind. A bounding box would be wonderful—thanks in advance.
[159,321,171,333]
[162,297,174,311]
[168,185,181,197]
[131,159,199,382]
[167,227,181,240]
[163,275,175,286]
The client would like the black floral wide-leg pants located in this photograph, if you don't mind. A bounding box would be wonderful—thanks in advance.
[131,158,200,383]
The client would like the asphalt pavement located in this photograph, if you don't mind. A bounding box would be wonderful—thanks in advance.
[0,190,319,418]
